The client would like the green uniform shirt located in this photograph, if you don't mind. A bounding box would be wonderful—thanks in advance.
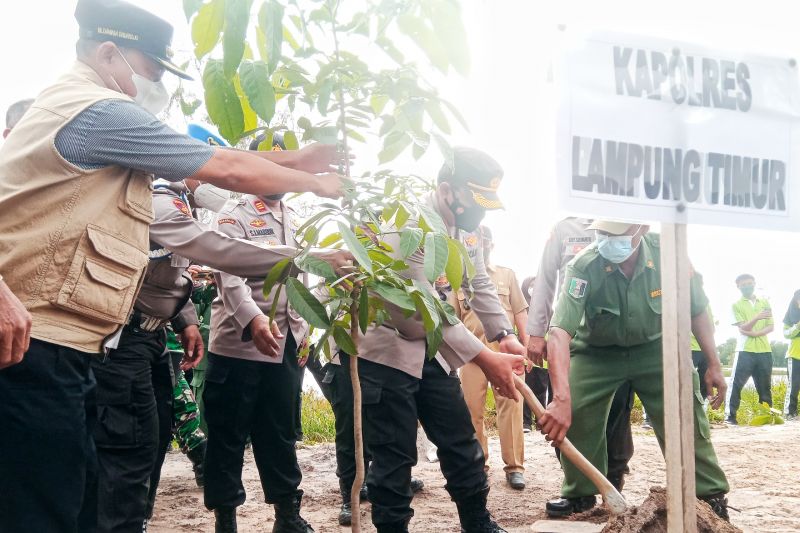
[731,297,773,353]
[551,233,709,353]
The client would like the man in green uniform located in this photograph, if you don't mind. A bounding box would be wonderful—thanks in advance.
[539,221,731,520]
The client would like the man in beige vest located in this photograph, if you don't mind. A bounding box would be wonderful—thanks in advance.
[453,226,529,490]
[0,1,347,531]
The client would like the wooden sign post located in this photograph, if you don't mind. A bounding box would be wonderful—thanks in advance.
[660,223,697,533]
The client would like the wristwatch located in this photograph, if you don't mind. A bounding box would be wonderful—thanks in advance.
[492,329,513,343]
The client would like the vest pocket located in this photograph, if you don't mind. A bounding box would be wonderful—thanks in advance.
[119,172,154,223]
[56,225,148,323]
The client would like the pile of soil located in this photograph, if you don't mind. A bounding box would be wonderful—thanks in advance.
[601,487,741,533]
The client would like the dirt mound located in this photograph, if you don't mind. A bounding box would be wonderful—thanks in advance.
[601,487,741,533]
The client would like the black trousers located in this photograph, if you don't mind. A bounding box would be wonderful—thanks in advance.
[203,335,304,509]
[522,366,550,427]
[692,350,709,399]
[787,358,800,416]
[90,326,172,533]
[728,351,773,420]
[331,355,372,494]
[0,339,97,533]
[605,382,635,479]
[359,357,486,527]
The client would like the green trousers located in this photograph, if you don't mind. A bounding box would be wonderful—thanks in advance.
[561,340,729,498]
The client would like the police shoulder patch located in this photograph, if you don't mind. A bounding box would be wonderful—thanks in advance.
[217,218,237,225]
[172,198,191,216]
[253,199,268,213]
[568,277,588,299]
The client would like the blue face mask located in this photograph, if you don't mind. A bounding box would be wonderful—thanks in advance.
[596,226,641,263]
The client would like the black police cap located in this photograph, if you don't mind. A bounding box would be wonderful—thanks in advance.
[75,0,192,80]
[438,146,505,210]
[249,132,288,151]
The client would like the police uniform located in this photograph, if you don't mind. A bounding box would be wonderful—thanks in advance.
[204,195,312,531]
[528,217,634,489]
[356,149,515,533]
[548,230,729,505]
[453,261,526,478]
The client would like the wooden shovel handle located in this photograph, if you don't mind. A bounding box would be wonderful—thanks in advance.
[513,375,627,514]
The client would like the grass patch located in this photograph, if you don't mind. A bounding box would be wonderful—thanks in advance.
[300,390,336,444]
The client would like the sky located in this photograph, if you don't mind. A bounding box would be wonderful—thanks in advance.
[3,0,800,346]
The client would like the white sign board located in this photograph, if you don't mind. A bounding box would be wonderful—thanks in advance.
[557,31,800,230]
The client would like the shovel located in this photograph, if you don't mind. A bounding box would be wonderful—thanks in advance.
[514,375,628,515]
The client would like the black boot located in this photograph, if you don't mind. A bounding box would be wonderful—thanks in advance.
[545,496,596,518]
[410,477,425,494]
[607,471,625,492]
[214,506,237,533]
[376,518,411,533]
[273,490,314,532]
[186,440,207,488]
[455,489,507,533]
[338,480,353,526]
[700,493,730,521]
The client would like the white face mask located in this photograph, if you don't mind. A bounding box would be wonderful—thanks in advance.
[112,48,169,115]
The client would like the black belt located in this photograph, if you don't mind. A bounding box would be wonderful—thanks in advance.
[126,310,171,333]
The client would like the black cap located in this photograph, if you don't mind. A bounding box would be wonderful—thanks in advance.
[438,146,504,210]
[75,0,192,80]
[249,132,287,151]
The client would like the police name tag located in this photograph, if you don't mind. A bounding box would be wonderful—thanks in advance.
[568,277,588,298]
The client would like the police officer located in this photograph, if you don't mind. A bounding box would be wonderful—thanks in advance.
[0,0,347,529]
[526,217,634,491]
[539,221,731,519]
[203,148,318,532]
[354,147,526,533]
[453,225,528,490]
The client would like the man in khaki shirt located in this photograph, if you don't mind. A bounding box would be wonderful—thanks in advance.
[453,226,529,489]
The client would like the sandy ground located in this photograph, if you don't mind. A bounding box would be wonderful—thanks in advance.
[149,422,800,533]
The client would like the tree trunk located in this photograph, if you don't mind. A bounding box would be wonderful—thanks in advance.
[349,300,365,533]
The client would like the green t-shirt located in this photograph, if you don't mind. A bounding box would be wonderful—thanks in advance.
[731,296,773,354]
[689,306,714,352]
[551,233,709,354]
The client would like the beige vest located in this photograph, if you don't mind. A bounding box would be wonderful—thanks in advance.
[0,61,152,353]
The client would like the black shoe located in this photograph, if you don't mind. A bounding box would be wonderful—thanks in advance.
[607,472,625,492]
[455,488,508,533]
[214,507,237,533]
[545,496,596,517]
[506,472,525,490]
[700,493,730,521]
[338,502,352,526]
[273,490,314,533]
[523,423,532,434]
[410,477,425,493]
[725,417,738,426]
[187,440,207,488]
[376,518,410,533]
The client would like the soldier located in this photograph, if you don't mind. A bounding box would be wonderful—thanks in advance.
[452,226,528,489]
[203,166,318,532]
[0,0,347,529]
[353,147,526,533]
[526,217,634,491]
[539,221,730,519]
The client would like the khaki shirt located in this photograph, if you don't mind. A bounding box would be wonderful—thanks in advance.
[550,233,709,354]
[527,217,593,337]
[210,195,308,363]
[357,193,513,378]
[136,187,302,331]
[451,264,528,350]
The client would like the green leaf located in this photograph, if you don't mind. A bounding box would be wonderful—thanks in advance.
[333,325,358,356]
[398,228,423,259]
[397,13,449,73]
[425,100,451,134]
[317,79,333,115]
[296,255,337,282]
[286,278,330,329]
[395,204,410,228]
[429,1,471,76]
[223,0,251,78]
[338,222,373,275]
[378,132,412,164]
[423,232,449,283]
[418,204,448,234]
[445,238,463,291]
[183,0,204,21]
[412,290,440,331]
[262,257,292,299]
[749,414,773,426]
[370,94,389,115]
[203,60,245,145]
[192,0,225,59]
[284,130,299,150]
[258,1,285,74]
[318,232,341,248]
[359,287,369,335]
[239,60,276,123]
[426,326,443,360]
[257,131,274,151]
[453,240,476,280]
[233,75,257,132]
[371,283,415,311]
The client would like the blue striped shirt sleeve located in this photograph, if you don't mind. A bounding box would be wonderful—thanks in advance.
[54,99,215,182]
